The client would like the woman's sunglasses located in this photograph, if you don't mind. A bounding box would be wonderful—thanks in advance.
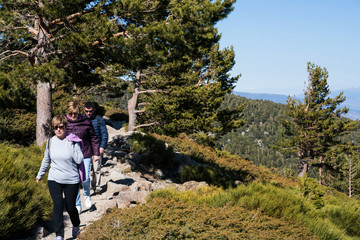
[69,112,78,117]
[54,125,64,130]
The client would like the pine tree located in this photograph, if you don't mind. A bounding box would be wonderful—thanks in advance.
[113,0,243,137]
[1,0,242,144]
[277,62,358,179]
[0,0,129,145]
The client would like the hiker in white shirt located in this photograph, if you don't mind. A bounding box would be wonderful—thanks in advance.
[36,115,83,240]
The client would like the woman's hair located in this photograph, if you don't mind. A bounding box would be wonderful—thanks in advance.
[52,115,68,128]
[67,101,81,114]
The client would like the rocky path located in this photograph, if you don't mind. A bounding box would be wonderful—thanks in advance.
[36,123,182,240]
[19,121,206,240]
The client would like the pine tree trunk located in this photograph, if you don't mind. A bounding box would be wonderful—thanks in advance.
[127,70,141,132]
[36,81,52,146]
[298,159,308,177]
[349,156,352,198]
[319,156,326,185]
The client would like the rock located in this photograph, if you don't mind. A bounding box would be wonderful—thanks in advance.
[34,121,190,240]
[155,169,165,179]
[101,199,117,213]
[115,200,131,209]
[109,170,127,181]
[107,181,131,193]
[119,162,134,173]
[112,150,127,158]
[177,181,209,191]
[129,180,153,192]
[112,191,149,204]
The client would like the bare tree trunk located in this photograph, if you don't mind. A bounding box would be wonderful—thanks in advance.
[298,159,309,177]
[349,155,352,198]
[128,70,141,132]
[318,156,325,185]
[36,81,52,146]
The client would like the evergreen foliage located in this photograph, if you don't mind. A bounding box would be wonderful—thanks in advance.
[0,0,129,143]
[1,0,243,144]
[79,197,318,240]
[0,109,36,145]
[218,93,360,198]
[155,133,297,188]
[130,133,175,168]
[276,63,359,179]
[0,143,52,239]
[146,182,360,240]
[218,94,296,172]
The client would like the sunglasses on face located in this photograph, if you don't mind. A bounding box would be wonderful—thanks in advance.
[84,109,94,113]
[69,112,78,117]
[54,125,64,130]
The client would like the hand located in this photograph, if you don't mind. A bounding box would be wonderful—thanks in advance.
[99,147,105,155]
[93,155,100,162]
[36,178,40,183]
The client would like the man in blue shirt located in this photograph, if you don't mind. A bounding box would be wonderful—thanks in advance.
[84,102,109,194]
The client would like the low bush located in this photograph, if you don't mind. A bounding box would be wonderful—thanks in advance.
[179,164,233,187]
[0,143,52,239]
[150,183,360,240]
[78,197,318,240]
[155,133,296,187]
[130,133,175,168]
[0,109,36,146]
[105,108,128,122]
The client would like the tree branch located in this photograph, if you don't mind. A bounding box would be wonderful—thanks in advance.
[134,109,146,114]
[134,122,158,130]
[0,50,29,63]
[138,102,150,107]
[138,89,166,94]
[91,31,129,46]
[50,8,95,26]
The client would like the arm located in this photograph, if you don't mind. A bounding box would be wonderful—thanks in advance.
[36,141,51,182]
[99,117,109,149]
[89,124,100,156]
[72,142,84,164]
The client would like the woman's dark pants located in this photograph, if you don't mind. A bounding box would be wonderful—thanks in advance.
[48,180,80,237]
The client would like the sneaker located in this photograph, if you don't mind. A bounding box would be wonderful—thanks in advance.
[72,226,80,238]
[55,236,64,240]
[85,196,92,208]
[76,205,81,214]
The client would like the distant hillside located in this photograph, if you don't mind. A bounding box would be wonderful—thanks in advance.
[233,91,290,104]
[234,87,360,120]
[333,88,360,121]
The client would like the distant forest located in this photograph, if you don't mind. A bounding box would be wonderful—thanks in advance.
[217,94,360,196]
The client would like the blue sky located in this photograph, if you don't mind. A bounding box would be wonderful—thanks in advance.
[216,0,360,95]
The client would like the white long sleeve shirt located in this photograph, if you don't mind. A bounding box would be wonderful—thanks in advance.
[36,136,84,184]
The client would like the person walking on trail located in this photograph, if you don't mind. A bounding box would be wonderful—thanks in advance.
[66,101,100,214]
[84,102,109,194]
[36,115,84,240]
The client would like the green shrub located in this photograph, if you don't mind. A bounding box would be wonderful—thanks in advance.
[155,133,296,187]
[78,198,318,240]
[0,109,36,146]
[149,183,360,240]
[130,133,175,168]
[0,143,52,239]
[179,164,233,187]
[298,176,325,209]
[105,108,128,122]
[320,203,360,237]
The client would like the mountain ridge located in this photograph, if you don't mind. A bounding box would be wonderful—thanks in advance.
[234,87,360,120]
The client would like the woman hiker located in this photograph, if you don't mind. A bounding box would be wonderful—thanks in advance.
[36,115,83,239]
[66,101,100,213]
